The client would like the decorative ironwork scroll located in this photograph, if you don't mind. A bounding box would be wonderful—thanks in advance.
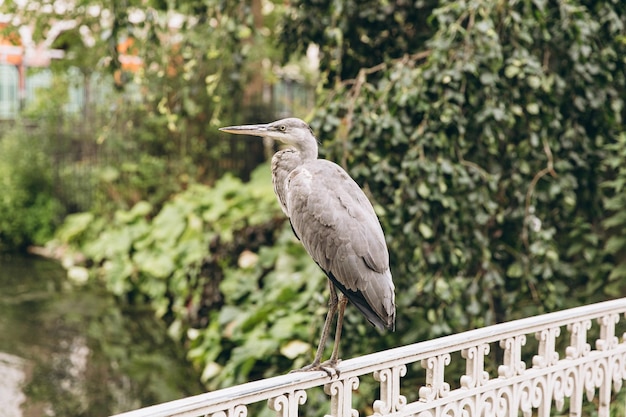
[498,334,527,378]
[268,390,307,417]
[324,376,359,417]
[461,343,490,389]
[373,364,407,415]
[533,327,561,368]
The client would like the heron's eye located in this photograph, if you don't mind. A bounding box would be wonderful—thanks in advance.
[279,125,286,132]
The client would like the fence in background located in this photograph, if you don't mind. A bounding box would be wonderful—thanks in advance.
[0,74,314,212]
[41,111,268,212]
[112,298,626,417]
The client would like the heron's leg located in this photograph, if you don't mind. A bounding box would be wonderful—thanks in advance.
[311,282,339,365]
[328,293,348,364]
[291,281,338,374]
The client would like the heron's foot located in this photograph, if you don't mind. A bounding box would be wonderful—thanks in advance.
[290,359,341,378]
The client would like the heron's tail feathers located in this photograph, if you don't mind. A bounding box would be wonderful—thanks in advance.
[325,269,396,331]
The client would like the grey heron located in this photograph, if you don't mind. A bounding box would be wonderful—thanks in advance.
[219,117,395,374]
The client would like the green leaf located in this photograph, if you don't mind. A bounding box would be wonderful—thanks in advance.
[418,223,434,239]
[608,264,626,282]
[55,212,95,242]
[506,262,524,278]
[133,250,176,279]
[602,211,626,229]
[280,340,310,359]
[417,182,431,198]
[605,236,626,254]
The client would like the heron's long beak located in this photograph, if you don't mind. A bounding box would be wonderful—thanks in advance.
[219,124,269,137]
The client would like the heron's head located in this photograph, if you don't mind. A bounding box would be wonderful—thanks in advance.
[219,117,318,159]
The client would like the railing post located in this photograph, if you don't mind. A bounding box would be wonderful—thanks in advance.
[419,353,451,401]
[460,343,490,389]
[268,390,307,417]
[533,327,561,368]
[566,320,592,359]
[324,376,359,417]
[596,314,619,351]
[596,314,621,417]
[565,320,592,417]
[498,335,527,378]
[530,327,560,417]
[373,364,407,415]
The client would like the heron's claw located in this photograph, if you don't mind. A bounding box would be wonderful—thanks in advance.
[290,359,341,378]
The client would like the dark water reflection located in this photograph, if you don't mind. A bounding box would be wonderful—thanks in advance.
[0,254,204,416]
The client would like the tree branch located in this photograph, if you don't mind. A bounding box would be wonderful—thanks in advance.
[522,138,558,248]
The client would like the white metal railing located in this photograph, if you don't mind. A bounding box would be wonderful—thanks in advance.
[112,298,626,417]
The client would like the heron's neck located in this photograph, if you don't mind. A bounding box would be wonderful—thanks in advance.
[296,138,318,161]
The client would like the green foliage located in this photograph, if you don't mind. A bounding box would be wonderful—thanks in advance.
[187,227,326,388]
[281,0,437,83]
[53,164,327,390]
[4,0,276,216]
[21,70,69,121]
[601,132,626,292]
[306,0,626,344]
[0,126,63,250]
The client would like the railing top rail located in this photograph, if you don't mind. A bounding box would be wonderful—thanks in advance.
[112,297,626,417]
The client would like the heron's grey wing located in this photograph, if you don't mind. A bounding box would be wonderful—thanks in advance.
[285,160,395,329]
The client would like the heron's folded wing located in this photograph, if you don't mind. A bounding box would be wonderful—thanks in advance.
[285,160,395,329]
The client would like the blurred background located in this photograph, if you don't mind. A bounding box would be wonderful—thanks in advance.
[0,0,625,415]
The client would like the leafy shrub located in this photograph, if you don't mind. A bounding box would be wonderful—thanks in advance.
[53,164,328,389]
[600,132,626,293]
[306,0,626,342]
[0,125,63,251]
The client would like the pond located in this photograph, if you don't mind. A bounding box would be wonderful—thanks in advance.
[0,253,204,416]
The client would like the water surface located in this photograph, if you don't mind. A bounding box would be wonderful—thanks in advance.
[0,254,204,416]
